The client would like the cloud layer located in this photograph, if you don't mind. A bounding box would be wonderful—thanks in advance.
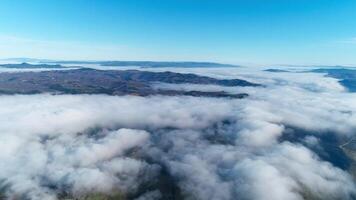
[0,67,355,200]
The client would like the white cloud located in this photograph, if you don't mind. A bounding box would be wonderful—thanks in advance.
[0,67,355,199]
[233,143,355,200]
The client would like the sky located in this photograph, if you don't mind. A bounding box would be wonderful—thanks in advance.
[0,0,356,65]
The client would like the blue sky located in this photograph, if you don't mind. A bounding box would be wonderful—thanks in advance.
[0,0,356,65]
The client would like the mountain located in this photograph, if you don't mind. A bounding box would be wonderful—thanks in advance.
[264,69,290,72]
[0,68,259,98]
[44,60,238,68]
[311,68,356,92]
[0,62,66,69]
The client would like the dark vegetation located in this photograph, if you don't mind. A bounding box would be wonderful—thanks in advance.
[0,68,259,98]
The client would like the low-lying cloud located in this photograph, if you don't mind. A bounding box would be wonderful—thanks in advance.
[0,67,355,200]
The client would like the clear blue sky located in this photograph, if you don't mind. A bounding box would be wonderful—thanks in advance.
[0,0,356,65]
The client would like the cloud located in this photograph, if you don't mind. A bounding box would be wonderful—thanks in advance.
[233,143,355,200]
[0,126,155,199]
[0,94,238,199]
[0,67,355,199]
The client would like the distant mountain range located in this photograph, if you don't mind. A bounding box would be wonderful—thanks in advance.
[0,62,67,69]
[264,69,290,72]
[52,61,238,68]
[0,58,238,68]
[0,68,259,98]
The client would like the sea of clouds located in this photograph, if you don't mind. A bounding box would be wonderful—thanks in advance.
[0,67,355,200]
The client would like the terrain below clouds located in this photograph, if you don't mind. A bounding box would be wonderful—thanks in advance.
[0,68,258,98]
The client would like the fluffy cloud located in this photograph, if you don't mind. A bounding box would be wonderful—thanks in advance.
[0,127,153,199]
[0,67,355,199]
[233,143,355,200]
